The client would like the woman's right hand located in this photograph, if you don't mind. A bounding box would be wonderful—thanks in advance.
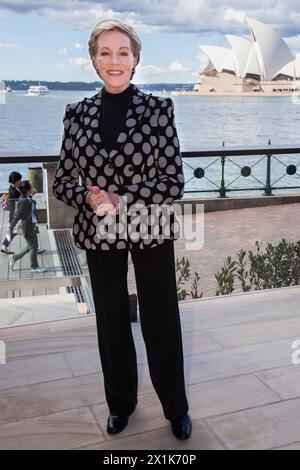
[86,186,120,215]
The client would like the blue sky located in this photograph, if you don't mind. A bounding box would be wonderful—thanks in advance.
[1,0,300,83]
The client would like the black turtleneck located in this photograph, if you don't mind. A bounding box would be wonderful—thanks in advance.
[100,83,134,151]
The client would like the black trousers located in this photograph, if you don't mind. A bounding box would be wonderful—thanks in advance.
[85,240,189,421]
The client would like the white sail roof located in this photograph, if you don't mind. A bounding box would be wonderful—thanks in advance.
[199,17,297,80]
[246,17,294,80]
[200,45,236,73]
[225,35,253,77]
[276,60,296,78]
[244,44,262,77]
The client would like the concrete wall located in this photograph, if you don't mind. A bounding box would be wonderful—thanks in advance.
[43,162,77,229]
[178,193,300,212]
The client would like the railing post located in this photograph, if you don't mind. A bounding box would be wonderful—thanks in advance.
[219,155,227,198]
[264,153,273,196]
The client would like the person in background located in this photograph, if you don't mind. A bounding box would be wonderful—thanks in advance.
[9,180,47,273]
[1,171,46,255]
[1,171,22,254]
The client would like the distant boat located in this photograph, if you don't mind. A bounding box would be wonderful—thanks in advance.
[95,87,101,92]
[27,84,50,96]
[139,87,151,93]
[5,85,12,92]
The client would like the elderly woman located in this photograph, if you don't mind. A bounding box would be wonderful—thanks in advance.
[53,19,191,440]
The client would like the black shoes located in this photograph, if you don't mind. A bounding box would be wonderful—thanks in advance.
[170,414,192,440]
[107,415,129,434]
[106,411,192,439]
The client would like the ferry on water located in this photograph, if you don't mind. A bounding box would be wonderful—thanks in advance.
[27,84,50,96]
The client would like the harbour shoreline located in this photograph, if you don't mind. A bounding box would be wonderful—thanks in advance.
[171,90,299,97]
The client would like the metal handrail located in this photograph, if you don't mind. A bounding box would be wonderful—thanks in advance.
[1,144,300,197]
[1,144,300,162]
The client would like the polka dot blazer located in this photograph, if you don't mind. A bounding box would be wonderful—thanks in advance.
[52,84,185,251]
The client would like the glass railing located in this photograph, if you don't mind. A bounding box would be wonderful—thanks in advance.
[2,145,300,327]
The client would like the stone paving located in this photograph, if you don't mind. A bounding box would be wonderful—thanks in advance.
[1,285,300,450]
[126,202,300,298]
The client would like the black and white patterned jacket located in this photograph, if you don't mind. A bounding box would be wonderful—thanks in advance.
[52,84,185,251]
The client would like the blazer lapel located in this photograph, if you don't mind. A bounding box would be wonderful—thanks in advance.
[82,84,152,161]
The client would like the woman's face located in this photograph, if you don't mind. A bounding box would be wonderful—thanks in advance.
[93,28,138,94]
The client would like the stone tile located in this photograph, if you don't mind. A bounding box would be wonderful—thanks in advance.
[207,398,300,450]
[182,330,223,356]
[0,407,105,450]
[0,322,49,341]
[0,373,106,425]
[6,327,98,361]
[0,294,78,328]
[178,297,263,332]
[0,353,73,391]
[206,317,300,348]
[64,347,102,376]
[76,419,224,450]
[63,347,154,395]
[92,374,279,441]
[256,365,300,400]
[92,392,168,439]
[188,375,280,418]
[273,442,300,450]
[46,315,97,332]
[184,338,292,385]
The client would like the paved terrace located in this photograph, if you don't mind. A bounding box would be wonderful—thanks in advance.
[132,201,300,298]
[0,285,300,450]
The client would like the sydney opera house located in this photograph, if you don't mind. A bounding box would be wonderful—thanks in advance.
[181,18,300,95]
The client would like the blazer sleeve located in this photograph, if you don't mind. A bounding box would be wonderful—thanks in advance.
[8,197,16,224]
[118,97,185,207]
[52,104,89,209]
[8,186,20,223]
[10,199,31,231]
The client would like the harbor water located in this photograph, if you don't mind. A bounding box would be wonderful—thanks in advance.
[1,89,300,196]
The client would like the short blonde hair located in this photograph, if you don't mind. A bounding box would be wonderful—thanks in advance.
[88,19,142,63]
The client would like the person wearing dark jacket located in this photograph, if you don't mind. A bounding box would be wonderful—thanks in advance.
[1,171,22,254]
[52,19,191,440]
[1,172,46,255]
[9,180,47,273]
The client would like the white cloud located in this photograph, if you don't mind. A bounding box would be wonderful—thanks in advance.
[3,0,300,38]
[68,56,93,71]
[137,60,192,79]
[284,35,300,53]
[224,7,246,23]
[68,57,90,66]
[169,61,190,72]
[138,64,166,76]
[58,47,68,55]
[0,41,19,48]
[74,42,83,49]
